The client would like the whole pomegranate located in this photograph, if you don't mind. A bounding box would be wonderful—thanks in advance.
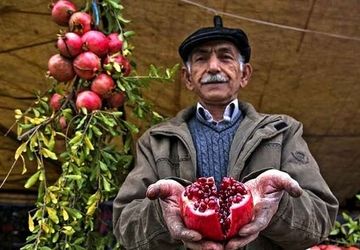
[104,54,131,76]
[69,12,92,35]
[73,52,101,80]
[57,32,83,58]
[50,93,64,111]
[180,177,253,241]
[107,33,123,54]
[48,54,75,82]
[51,0,77,26]
[107,91,125,108]
[76,90,102,111]
[59,116,67,131]
[91,73,115,97]
[82,30,109,57]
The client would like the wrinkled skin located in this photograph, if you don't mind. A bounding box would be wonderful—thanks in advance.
[146,169,303,250]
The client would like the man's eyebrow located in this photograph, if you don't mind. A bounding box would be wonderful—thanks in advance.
[192,48,211,54]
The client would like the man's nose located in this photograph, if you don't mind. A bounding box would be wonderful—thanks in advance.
[207,55,221,73]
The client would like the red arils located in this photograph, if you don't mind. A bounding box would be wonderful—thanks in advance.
[82,30,109,57]
[91,74,115,97]
[107,33,123,54]
[57,32,83,58]
[69,12,92,35]
[51,0,77,26]
[76,90,102,111]
[73,52,101,80]
[180,177,253,241]
[48,54,75,82]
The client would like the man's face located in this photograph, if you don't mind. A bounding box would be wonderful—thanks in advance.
[182,40,252,106]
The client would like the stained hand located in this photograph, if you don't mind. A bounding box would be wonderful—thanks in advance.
[224,169,303,250]
[146,179,224,250]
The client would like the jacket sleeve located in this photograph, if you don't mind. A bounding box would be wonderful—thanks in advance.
[261,117,339,250]
[112,131,182,249]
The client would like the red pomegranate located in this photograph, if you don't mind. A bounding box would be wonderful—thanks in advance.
[57,32,83,58]
[107,33,123,54]
[48,54,75,82]
[82,30,109,57]
[107,91,125,108]
[76,90,102,111]
[104,54,131,76]
[73,52,101,80]
[180,177,253,241]
[51,0,77,26]
[59,116,67,130]
[69,12,92,35]
[50,93,64,111]
[90,73,115,97]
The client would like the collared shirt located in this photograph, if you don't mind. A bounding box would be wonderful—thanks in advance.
[196,99,240,126]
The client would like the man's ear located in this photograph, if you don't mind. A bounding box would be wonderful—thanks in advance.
[239,63,253,88]
[181,66,194,91]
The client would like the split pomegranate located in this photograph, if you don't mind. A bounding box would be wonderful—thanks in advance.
[50,93,64,111]
[104,54,131,76]
[76,90,102,111]
[69,12,92,35]
[180,177,253,241]
[91,73,115,97]
[57,32,83,58]
[82,30,109,57]
[51,0,77,26]
[48,54,75,82]
[73,52,101,80]
[107,33,123,54]
[107,91,125,108]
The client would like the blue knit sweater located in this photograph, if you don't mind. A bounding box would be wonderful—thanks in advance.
[188,110,243,186]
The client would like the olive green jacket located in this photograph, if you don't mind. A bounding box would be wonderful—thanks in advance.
[113,101,338,250]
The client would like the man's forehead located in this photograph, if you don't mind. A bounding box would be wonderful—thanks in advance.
[191,40,239,54]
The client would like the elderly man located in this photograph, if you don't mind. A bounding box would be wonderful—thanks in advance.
[113,16,338,250]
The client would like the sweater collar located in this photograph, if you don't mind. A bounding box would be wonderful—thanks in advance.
[196,99,240,125]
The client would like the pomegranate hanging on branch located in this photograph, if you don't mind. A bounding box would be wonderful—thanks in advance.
[3,0,178,249]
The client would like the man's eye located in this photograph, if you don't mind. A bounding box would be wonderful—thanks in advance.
[194,57,205,62]
[221,54,233,60]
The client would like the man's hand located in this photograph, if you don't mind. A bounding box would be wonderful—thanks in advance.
[146,179,224,250]
[224,169,303,250]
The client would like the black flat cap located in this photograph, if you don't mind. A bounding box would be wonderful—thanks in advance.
[179,16,251,63]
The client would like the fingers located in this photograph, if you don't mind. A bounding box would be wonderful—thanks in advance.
[183,239,224,250]
[260,170,303,197]
[225,233,259,250]
[146,179,184,200]
[237,201,274,236]
[164,212,202,242]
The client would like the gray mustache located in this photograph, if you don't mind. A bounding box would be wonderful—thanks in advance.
[200,73,229,84]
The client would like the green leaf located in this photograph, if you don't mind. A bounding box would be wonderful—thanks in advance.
[28,214,35,232]
[64,175,82,180]
[123,31,135,38]
[41,148,58,160]
[99,161,108,172]
[39,247,52,250]
[46,207,59,224]
[84,135,94,150]
[24,170,41,188]
[91,125,102,136]
[62,226,75,236]
[103,177,111,192]
[15,142,27,160]
[117,14,131,23]
[64,207,83,220]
